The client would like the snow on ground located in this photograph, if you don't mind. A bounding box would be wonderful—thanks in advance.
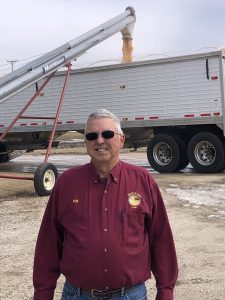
[166,183,225,219]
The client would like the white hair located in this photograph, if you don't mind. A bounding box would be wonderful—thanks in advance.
[85,109,123,134]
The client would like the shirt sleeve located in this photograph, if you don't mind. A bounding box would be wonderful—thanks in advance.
[33,180,64,300]
[147,176,178,300]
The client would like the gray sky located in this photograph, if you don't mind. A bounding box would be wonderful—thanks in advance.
[1,0,225,75]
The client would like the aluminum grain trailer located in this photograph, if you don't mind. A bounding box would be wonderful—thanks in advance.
[2,47,225,175]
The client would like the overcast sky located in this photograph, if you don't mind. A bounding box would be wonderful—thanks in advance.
[1,0,225,75]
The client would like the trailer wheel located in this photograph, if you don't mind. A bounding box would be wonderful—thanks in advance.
[0,153,9,163]
[147,134,180,173]
[173,135,189,171]
[34,163,58,196]
[187,132,225,173]
[217,136,225,172]
[0,144,10,163]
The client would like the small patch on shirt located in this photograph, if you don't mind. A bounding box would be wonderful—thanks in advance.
[128,192,141,208]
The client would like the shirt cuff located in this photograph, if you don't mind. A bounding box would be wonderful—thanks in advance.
[156,288,174,300]
[33,289,54,300]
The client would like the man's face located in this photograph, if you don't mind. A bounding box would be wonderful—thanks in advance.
[85,118,125,166]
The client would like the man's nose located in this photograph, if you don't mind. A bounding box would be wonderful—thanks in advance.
[96,134,105,143]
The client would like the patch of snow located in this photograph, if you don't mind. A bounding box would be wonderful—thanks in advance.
[166,184,225,218]
[166,184,225,206]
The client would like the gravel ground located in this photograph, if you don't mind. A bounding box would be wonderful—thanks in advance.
[0,150,225,300]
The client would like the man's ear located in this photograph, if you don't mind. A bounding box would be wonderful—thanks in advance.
[120,134,125,148]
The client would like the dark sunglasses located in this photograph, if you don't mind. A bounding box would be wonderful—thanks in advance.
[85,130,120,141]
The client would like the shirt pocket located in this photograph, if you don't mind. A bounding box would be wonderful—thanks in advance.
[120,212,145,247]
[62,214,89,249]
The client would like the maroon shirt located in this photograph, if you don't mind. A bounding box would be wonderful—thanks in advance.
[33,161,178,300]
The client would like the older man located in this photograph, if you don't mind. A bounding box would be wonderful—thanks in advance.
[33,109,178,300]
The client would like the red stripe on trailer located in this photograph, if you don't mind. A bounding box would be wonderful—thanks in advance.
[57,121,62,124]
[135,117,144,120]
[211,76,218,80]
[149,116,159,120]
[0,124,4,127]
[200,113,211,117]
[20,123,27,126]
[184,114,194,117]
[66,120,74,124]
[213,112,220,116]
[31,123,38,125]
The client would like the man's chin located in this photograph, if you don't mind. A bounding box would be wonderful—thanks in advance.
[94,156,110,162]
[91,154,112,163]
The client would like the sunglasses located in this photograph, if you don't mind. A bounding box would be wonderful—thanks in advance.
[85,130,120,141]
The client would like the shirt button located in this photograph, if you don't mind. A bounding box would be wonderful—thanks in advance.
[104,228,108,232]
[105,287,109,290]
[104,248,107,252]
[104,269,108,272]
[105,208,108,212]
[94,180,98,183]
[104,190,107,193]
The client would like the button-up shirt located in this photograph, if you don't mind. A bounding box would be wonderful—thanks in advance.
[33,161,178,300]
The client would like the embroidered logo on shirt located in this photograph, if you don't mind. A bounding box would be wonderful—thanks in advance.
[72,199,79,204]
[128,192,141,208]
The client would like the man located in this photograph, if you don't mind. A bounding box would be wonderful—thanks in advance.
[33,109,178,300]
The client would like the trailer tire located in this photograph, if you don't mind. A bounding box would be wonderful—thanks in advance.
[216,135,225,172]
[147,134,180,173]
[34,163,58,196]
[187,132,225,173]
[173,135,189,171]
[0,153,9,163]
[0,144,10,163]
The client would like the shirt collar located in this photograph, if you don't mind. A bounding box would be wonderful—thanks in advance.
[89,161,121,184]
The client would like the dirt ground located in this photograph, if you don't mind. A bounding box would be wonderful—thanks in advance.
[0,149,225,300]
